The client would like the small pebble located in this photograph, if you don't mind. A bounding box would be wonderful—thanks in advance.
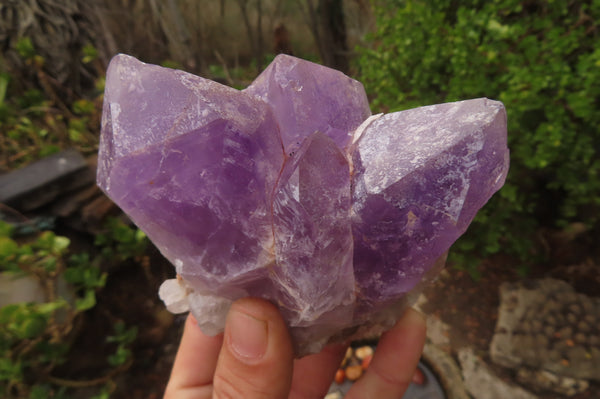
[568,303,582,315]
[334,369,345,384]
[577,321,590,333]
[543,300,559,315]
[574,333,587,345]
[345,365,363,381]
[547,349,561,362]
[536,334,549,348]
[557,326,573,339]
[341,347,353,368]
[554,340,569,351]
[361,354,373,370]
[355,346,374,360]
[412,367,426,385]
[581,299,594,313]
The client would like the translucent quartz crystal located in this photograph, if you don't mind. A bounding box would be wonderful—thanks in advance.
[97,54,509,355]
[244,54,371,153]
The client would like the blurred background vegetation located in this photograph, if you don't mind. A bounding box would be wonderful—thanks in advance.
[0,0,598,397]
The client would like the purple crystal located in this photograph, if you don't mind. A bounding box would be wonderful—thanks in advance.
[244,54,371,153]
[350,100,509,318]
[97,54,509,355]
[98,55,284,295]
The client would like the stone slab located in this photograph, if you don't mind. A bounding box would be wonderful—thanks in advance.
[459,348,537,399]
[490,278,600,381]
[0,149,90,211]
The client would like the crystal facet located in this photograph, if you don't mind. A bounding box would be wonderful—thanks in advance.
[98,54,509,355]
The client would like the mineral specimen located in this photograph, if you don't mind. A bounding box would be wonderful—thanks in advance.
[97,54,509,355]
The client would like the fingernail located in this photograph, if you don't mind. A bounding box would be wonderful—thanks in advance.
[228,309,268,362]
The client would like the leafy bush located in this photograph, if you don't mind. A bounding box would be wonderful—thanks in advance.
[0,220,142,398]
[357,0,600,272]
[0,38,101,172]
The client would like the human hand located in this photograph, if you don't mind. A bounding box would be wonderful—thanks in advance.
[164,298,426,399]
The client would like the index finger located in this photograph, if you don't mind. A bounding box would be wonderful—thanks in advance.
[164,314,223,398]
[289,343,348,399]
[345,308,426,399]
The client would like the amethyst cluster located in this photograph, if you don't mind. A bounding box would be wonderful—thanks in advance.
[97,54,509,355]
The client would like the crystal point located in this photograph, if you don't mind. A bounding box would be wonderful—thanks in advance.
[98,54,509,356]
[244,54,371,153]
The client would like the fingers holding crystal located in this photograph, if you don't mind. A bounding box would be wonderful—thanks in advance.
[164,314,222,399]
[289,343,348,399]
[212,298,294,399]
[345,308,426,399]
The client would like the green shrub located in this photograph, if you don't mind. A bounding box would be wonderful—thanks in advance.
[357,0,600,272]
[0,39,101,171]
[0,220,143,398]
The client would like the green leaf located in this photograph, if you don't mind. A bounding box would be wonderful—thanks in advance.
[15,37,35,60]
[72,99,95,115]
[21,315,46,339]
[0,73,9,105]
[0,304,20,325]
[68,128,82,142]
[0,221,14,238]
[63,267,84,284]
[51,236,70,254]
[75,289,96,311]
[0,236,19,257]
[107,322,138,345]
[29,384,51,399]
[135,229,147,242]
[90,388,111,399]
[36,341,69,365]
[107,346,131,367]
[82,44,99,64]
[38,145,61,157]
[37,299,67,315]
[0,356,23,382]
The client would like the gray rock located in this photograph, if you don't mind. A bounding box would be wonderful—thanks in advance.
[0,149,92,211]
[517,368,589,397]
[459,348,537,399]
[490,278,600,381]
[422,344,470,399]
[566,346,589,364]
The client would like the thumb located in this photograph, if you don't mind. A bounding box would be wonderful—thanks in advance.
[212,298,294,399]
